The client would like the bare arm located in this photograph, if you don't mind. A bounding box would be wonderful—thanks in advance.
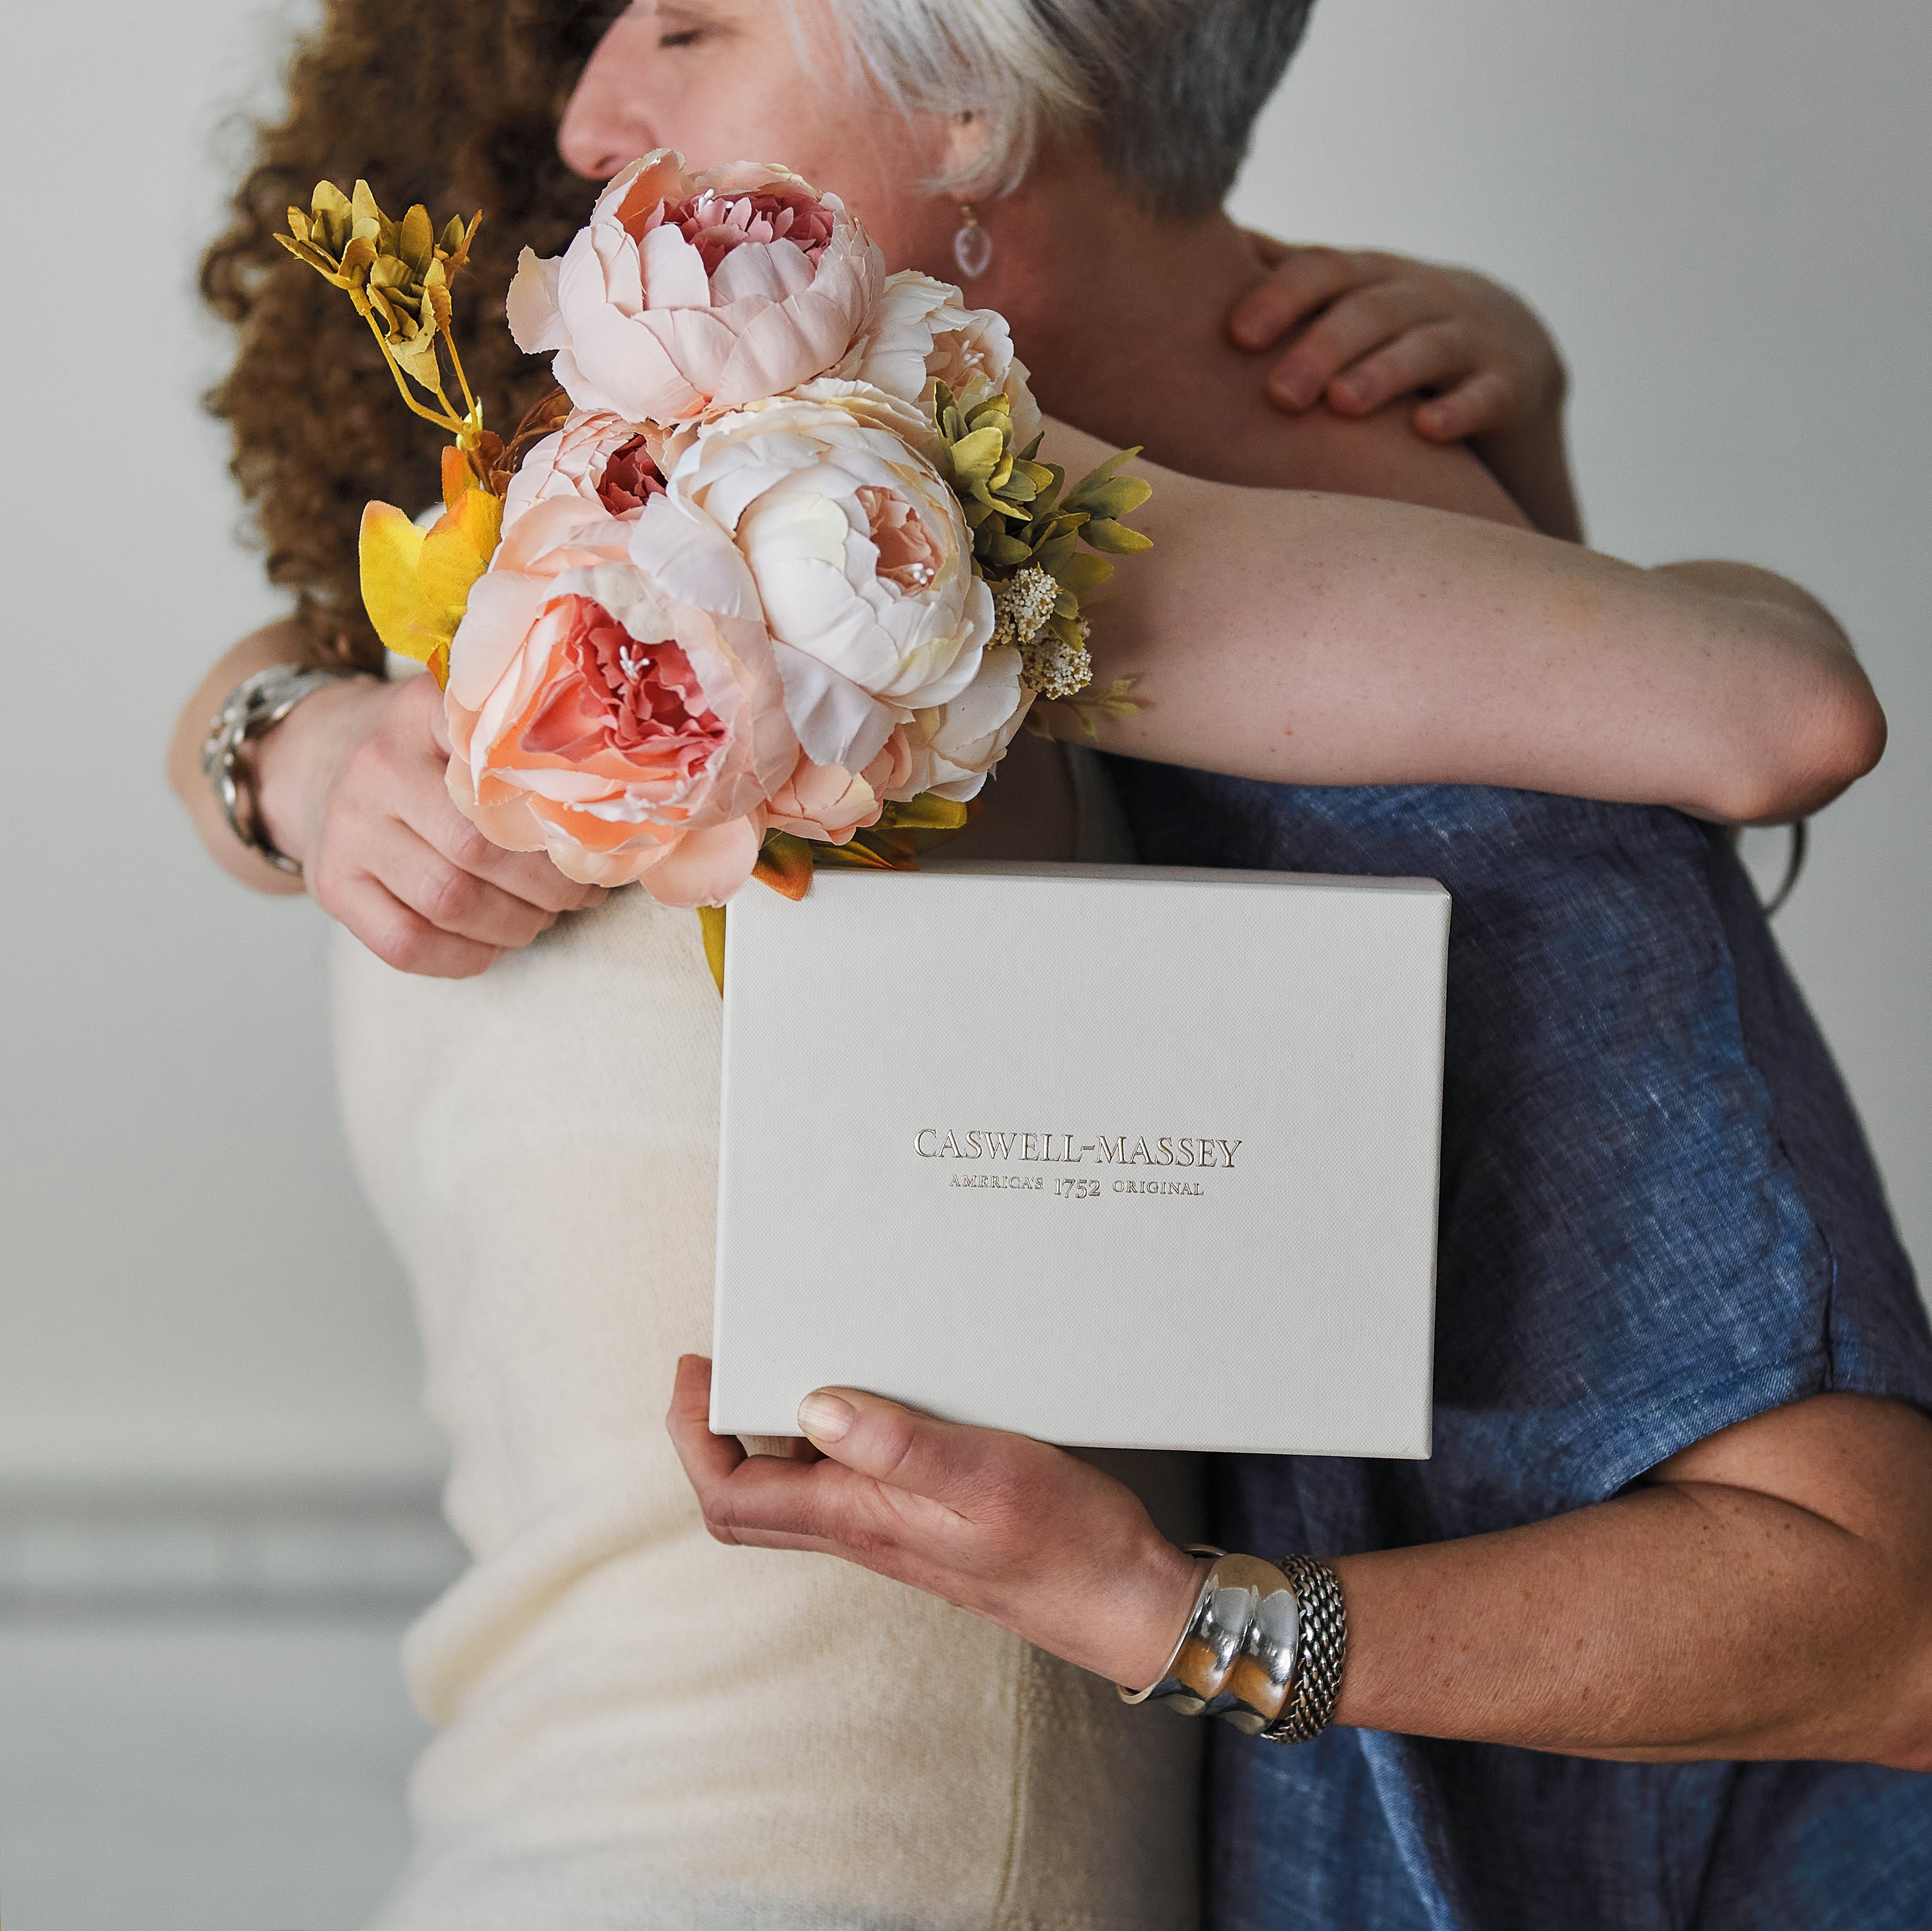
[1040,423,1884,826]
[1334,1394,1932,1763]
[669,1371,1932,1772]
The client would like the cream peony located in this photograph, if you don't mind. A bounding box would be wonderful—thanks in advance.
[663,384,996,777]
[896,645,1035,803]
[834,270,1042,452]
[507,150,884,425]
[444,490,797,903]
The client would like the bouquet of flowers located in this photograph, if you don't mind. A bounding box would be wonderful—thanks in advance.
[279,152,1150,973]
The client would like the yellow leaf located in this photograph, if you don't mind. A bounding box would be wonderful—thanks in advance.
[752,833,816,901]
[398,203,435,276]
[424,266,453,336]
[455,485,504,558]
[359,501,451,666]
[697,906,727,994]
[418,528,487,614]
[440,445,475,515]
[418,488,501,614]
[390,326,443,391]
[948,426,1006,488]
[879,793,972,834]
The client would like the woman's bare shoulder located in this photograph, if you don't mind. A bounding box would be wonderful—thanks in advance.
[1149,397,1533,531]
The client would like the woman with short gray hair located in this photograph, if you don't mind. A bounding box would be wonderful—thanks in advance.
[173,2,1899,1925]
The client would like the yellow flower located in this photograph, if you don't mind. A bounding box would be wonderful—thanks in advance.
[280,181,485,442]
[359,449,503,687]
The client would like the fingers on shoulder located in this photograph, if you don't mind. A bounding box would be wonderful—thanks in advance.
[1413,366,1516,441]
[1232,244,1372,349]
[1325,317,1481,416]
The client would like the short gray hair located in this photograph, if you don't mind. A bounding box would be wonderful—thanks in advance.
[822,0,1316,215]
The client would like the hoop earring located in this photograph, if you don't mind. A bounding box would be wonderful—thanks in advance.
[953,202,991,280]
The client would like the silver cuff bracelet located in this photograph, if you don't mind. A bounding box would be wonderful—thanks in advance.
[1119,1546,1347,1745]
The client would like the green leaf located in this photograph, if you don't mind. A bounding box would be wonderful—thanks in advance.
[1031,530,1078,577]
[1066,475,1152,521]
[1050,551,1113,595]
[948,426,1006,488]
[1082,518,1154,554]
[1066,445,1143,503]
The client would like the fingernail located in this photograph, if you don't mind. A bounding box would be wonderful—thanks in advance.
[1271,376,1313,409]
[798,1392,854,1443]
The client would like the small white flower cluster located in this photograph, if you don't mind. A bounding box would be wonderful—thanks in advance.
[991,566,1091,701]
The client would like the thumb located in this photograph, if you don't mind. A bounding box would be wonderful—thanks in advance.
[798,1387,1015,1511]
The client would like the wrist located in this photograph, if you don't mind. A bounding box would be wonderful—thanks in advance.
[1103,1536,1213,1691]
[253,674,384,870]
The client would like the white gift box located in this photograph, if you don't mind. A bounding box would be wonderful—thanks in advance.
[710,862,1448,1458]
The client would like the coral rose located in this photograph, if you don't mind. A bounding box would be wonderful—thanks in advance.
[663,383,995,776]
[444,490,796,904]
[507,150,884,425]
[835,270,1042,451]
[502,408,668,527]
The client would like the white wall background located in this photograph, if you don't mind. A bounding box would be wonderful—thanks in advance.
[1,0,1926,1515]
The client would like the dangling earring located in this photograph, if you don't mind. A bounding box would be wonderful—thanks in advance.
[953,202,991,280]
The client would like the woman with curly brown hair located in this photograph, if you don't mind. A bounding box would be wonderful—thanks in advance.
[169,4,1903,1927]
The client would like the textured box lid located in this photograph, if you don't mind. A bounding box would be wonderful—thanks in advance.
[711,862,1448,1457]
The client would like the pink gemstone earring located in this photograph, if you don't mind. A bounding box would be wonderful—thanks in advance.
[953,202,991,280]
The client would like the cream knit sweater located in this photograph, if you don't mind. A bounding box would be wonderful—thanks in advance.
[333,753,1202,1930]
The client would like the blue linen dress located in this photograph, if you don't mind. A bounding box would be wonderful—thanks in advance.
[1103,766,1932,1931]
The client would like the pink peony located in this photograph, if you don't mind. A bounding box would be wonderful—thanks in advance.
[444,490,797,904]
[761,732,915,845]
[507,150,884,425]
[502,408,669,528]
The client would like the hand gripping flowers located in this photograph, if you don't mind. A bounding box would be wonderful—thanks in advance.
[279,151,1150,934]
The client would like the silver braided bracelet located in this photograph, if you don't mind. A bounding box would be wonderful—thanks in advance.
[1119,1546,1348,1745]
[200,663,354,877]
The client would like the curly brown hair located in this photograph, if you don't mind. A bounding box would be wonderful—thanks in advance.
[200,0,622,672]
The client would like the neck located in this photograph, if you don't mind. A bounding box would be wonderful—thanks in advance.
[957,152,1272,463]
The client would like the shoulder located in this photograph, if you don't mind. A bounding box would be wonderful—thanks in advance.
[1205,400,1534,529]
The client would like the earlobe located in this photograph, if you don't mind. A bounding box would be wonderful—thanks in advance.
[940,112,995,280]
[939,105,990,185]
